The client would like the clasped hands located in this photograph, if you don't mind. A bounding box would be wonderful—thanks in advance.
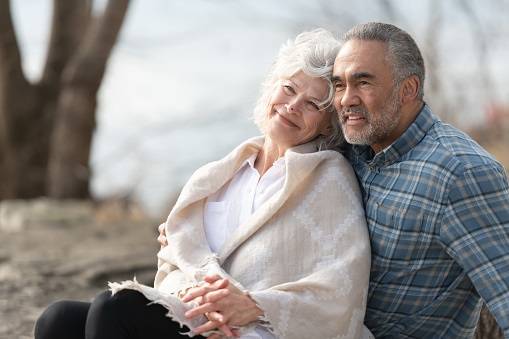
[157,224,262,337]
[181,274,263,338]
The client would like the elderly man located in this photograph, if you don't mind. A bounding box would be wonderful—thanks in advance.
[333,22,509,338]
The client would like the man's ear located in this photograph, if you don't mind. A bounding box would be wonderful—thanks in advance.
[399,75,420,104]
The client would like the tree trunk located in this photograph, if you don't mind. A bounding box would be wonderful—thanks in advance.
[47,0,130,198]
[0,0,46,198]
[0,0,129,200]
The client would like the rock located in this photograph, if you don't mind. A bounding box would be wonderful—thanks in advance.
[0,263,22,281]
[475,304,504,339]
[0,198,94,232]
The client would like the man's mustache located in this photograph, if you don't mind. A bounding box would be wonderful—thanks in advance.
[339,106,370,118]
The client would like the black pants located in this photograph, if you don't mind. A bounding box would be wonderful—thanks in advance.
[34,289,206,339]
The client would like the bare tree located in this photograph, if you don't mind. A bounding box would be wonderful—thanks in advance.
[0,0,130,200]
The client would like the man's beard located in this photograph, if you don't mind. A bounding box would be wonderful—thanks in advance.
[338,88,402,146]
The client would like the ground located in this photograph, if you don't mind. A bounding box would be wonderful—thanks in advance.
[0,200,160,339]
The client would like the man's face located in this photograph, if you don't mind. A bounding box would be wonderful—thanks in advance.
[332,39,403,152]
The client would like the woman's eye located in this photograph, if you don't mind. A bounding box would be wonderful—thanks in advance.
[307,102,320,111]
[283,85,295,94]
[334,83,345,92]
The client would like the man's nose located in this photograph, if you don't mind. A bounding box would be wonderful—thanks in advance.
[336,86,360,109]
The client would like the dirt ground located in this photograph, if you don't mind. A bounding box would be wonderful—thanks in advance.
[0,200,161,339]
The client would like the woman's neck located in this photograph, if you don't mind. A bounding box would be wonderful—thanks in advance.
[254,138,287,176]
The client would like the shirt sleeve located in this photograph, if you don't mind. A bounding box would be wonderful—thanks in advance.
[440,162,509,335]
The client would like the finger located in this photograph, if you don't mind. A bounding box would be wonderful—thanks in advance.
[204,277,229,291]
[213,278,229,290]
[157,234,167,245]
[158,223,165,234]
[203,274,222,284]
[209,334,221,339]
[181,284,218,303]
[202,289,230,304]
[181,284,207,302]
[181,289,206,303]
[185,302,217,319]
[192,320,222,335]
[218,324,234,337]
[204,276,231,291]
[205,311,233,337]
[206,310,227,325]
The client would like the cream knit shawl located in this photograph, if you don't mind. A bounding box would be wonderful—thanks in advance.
[110,137,371,339]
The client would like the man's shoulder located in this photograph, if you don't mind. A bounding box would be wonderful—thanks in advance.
[415,119,502,174]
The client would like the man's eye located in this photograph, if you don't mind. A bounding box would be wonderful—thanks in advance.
[334,83,345,92]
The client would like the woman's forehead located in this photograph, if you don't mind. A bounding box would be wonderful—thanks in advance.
[288,71,329,99]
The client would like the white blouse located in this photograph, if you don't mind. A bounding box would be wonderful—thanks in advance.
[204,153,284,339]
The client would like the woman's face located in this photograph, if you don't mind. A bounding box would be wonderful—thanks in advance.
[266,71,331,149]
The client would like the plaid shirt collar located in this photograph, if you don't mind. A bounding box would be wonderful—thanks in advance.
[352,103,438,167]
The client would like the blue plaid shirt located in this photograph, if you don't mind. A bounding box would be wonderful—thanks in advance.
[347,104,509,338]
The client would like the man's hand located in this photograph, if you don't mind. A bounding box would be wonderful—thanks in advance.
[183,275,263,335]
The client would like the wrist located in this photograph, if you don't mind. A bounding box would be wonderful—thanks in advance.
[245,291,264,319]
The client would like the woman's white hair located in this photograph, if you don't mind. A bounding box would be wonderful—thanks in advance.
[252,28,344,150]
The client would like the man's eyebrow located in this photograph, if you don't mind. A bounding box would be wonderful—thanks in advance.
[332,72,375,83]
[352,72,375,80]
[331,76,343,83]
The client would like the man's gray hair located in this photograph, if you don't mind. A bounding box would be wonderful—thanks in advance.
[252,28,344,150]
[342,22,425,100]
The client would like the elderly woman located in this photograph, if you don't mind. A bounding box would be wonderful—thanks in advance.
[35,29,371,339]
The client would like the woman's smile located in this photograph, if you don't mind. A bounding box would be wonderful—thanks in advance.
[276,111,299,128]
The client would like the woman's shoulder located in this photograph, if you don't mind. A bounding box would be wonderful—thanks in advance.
[289,146,352,169]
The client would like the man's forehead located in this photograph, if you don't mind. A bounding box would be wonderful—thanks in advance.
[334,40,389,75]
[339,39,386,55]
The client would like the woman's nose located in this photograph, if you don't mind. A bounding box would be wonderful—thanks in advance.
[286,97,301,113]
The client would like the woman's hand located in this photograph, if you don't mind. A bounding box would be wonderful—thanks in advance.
[157,223,167,248]
[182,275,264,335]
[180,276,236,337]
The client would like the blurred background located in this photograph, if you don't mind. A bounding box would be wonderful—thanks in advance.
[3,0,509,216]
[0,0,508,338]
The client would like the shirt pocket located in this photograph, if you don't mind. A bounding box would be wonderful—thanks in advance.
[203,201,228,253]
[368,201,432,266]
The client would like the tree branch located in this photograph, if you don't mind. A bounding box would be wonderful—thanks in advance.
[62,0,130,90]
[40,0,92,87]
[457,0,496,102]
